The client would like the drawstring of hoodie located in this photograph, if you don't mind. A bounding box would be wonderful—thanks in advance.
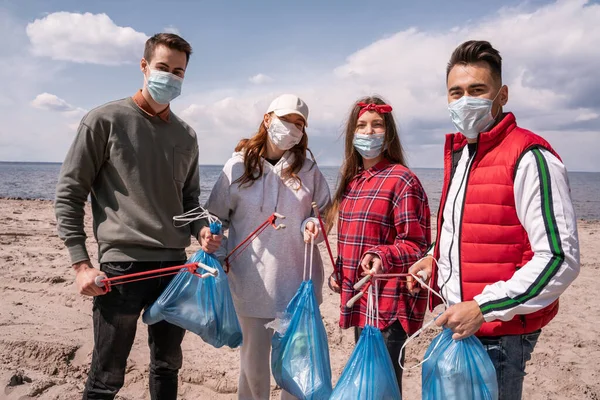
[260,152,289,213]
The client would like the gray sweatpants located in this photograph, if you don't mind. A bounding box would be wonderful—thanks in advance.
[237,316,298,400]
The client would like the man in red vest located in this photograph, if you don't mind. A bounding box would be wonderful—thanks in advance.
[408,40,580,399]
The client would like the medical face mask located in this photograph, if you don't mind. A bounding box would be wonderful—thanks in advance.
[146,70,183,104]
[267,117,304,151]
[353,132,385,159]
[447,88,503,139]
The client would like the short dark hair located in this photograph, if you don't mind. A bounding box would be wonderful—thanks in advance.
[446,40,502,83]
[144,33,192,64]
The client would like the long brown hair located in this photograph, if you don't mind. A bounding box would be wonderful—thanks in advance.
[233,113,315,188]
[325,95,407,229]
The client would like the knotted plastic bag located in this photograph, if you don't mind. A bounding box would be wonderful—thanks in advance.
[143,221,242,349]
[330,324,401,400]
[421,327,498,400]
[270,241,332,400]
[330,283,401,400]
[396,261,498,400]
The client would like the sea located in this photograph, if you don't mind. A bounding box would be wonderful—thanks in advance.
[0,162,598,220]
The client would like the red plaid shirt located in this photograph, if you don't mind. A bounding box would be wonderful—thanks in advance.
[336,160,431,335]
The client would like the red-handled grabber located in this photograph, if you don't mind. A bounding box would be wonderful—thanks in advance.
[311,202,340,284]
[94,262,219,293]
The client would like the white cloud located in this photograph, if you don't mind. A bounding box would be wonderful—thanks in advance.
[163,25,180,35]
[179,95,273,159]
[0,10,79,163]
[2,2,599,172]
[176,0,600,171]
[29,93,87,138]
[31,92,75,112]
[249,74,274,85]
[575,110,599,122]
[26,12,148,65]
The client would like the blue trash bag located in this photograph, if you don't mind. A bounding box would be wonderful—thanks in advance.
[270,280,332,400]
[142,222,242,349]
[422,327,498,400]
[330,324,402,400]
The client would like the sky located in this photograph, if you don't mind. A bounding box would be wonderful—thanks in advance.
[0,0,599,171]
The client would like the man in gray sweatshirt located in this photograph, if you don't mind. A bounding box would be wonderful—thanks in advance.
[55,33,219,400]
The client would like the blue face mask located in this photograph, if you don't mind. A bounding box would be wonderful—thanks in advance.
[146,70,183,104]
[353,132,385,160]
[447,89,502,139]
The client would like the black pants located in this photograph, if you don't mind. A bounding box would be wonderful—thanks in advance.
[83,260,187,400]
[354,320,407,394]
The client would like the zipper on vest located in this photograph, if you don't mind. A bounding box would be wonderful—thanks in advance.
[438,136,454,231]
[520,315,527,329]
[436,137,455,251]
[432,137,454,307]
[440,142,471,300]
[458,148,477,302]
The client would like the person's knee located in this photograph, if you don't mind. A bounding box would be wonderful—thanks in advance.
[150,352,183,376]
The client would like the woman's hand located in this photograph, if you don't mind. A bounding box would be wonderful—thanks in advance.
[303,221,319,243]
[360,253,383,276]
[199,226,222,253]
[328,273,341,293]
[406,256,434,295]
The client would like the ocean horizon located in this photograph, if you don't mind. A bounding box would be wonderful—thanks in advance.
[1,161,599,220]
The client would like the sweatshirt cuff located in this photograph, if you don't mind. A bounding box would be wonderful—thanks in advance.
[300,217,323,244]
[473,293,497,323]
[67,241,90,265]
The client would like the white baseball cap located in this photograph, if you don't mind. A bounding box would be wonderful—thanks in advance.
[266,94,309,126]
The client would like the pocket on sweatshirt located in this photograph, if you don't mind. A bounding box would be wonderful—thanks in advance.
[173,147,192,183]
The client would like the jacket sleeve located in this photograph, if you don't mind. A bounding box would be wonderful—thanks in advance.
[299,168,332,245]
[54,120,108,264]
[367,174,431,273]
[474,149,580,322]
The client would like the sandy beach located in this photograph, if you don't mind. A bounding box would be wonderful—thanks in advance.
[0,198,598,399]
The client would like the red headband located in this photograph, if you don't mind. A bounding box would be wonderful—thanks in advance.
[357,102,393,118]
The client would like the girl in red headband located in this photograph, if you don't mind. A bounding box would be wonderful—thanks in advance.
[326,95,431,395]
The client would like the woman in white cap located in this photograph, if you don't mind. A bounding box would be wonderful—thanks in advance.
[205,94,331,400]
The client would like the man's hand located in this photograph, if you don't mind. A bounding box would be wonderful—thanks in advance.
[436,300,485,340]
[303,221,319,243]
[73,261,107,297]
[407,256,434,295]
[360,253,383,276]
[199,226,222,253]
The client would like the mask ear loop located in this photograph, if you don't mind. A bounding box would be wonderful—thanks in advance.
[399,256,448,370]
[489,86,505,120]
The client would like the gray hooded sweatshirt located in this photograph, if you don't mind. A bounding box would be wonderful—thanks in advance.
[205,151,331,318]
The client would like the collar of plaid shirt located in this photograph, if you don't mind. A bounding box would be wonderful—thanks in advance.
[359,158,392,178]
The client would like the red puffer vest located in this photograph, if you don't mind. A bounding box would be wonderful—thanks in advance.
[431,113,561,337]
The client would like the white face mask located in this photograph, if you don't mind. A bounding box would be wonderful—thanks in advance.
[447,88,503,139]
[353,132,386,160]
[267,117,304,151]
